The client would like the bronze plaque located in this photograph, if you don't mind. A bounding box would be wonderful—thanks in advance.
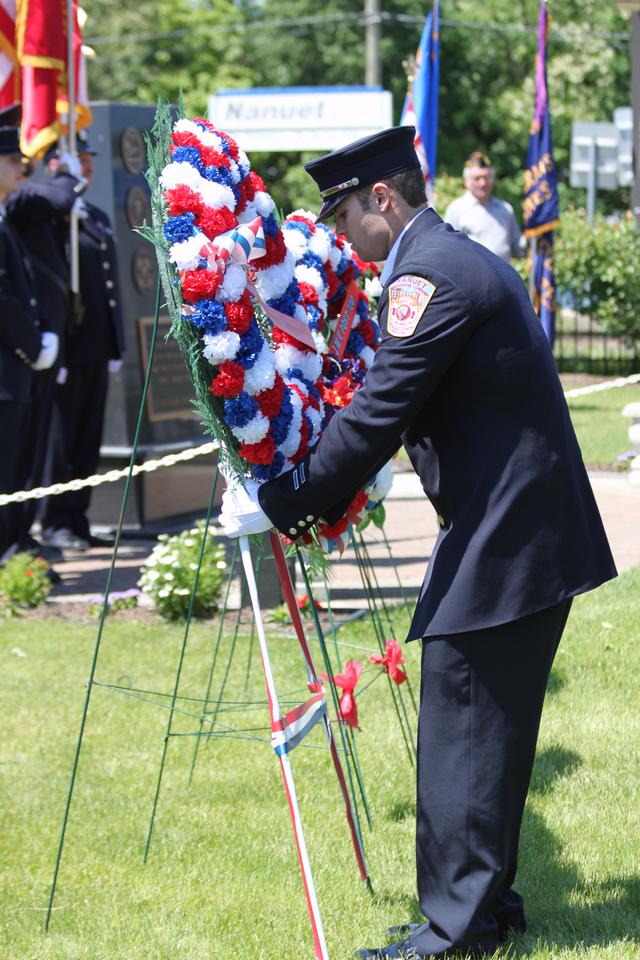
[120,126,146,174]
[125,186,152,229]
[137,317,197,422]
[131,246,156,295]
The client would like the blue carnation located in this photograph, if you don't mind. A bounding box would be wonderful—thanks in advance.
[269,278,300,316]
[163,212,196,245]
[356,297,368,320]
[270,393,294,445]
[347,330,365,355]
[305,303,322,331]
[236,319,264,369]
[172,146,204,175]
[286,220,312,239]
[301,251,325,274]
[263,214,280,238]
[287,367,314,391]
[190,299,227,334]
[252,452,285,482]
[224,392,259,428]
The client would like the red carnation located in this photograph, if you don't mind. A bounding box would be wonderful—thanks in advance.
[256,373,285,418]
[341,263,355,287]
[240,435,276,465]
[297,281,319,307]
[181,269,221,303]
[248,171,266,194]
[318,515,350,539]
[192,116,215,133]
[172,130,202,150]
[292,415,311,463]
[252,231,287,271]
[209,361,245,398]
[164,185,202,217]
[272,326,313,352]
[288,214,315,228]
[200,145,230,168]
[197,204,237,239]
[326,263,340,300]
[347,489,369,520]
[358,317,377,346]
[224,291,253,335]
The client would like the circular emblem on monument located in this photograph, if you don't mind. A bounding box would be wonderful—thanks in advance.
[125,186,152,229]
[119,126,146,174]
[131,246,156,295]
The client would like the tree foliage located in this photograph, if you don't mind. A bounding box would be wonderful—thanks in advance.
[84,0,633,217]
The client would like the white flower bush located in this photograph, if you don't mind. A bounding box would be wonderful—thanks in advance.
[138,521,228,621]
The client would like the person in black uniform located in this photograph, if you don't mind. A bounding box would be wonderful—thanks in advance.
[6,132,84,560]
[41,130,125,550]
[219,127,617,959]
[0,105,59,561]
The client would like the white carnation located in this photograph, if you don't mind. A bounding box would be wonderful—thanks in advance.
[244,344,276,395]
[237,150,251,178]
[278,390,303,458]
[295,264,323,294]
[202,331,240,365]
[366,460,393,503]
[254,251,294,300]
[288,209,317,222]
[253,190,276,218]
[160,161,235,211]
[311,330,328,354]
[328,242,342,269]
[169,233,207,271]
[230,412,271,445]
[309,226,332,263]
[283,227,309,261]
[306,404,323,443]
[218,263,247,303]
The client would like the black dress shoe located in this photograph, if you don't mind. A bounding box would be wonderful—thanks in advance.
[20,536,63,563]
[87,533,115,548]
[42,527,90,551]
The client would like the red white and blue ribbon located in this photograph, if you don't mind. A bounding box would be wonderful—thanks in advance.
[199,216,266,272]
[271,684,327,757]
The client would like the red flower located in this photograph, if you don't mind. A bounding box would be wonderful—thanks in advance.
[271,326,313,352]
[318,515,349,539]
[321,373,357,409]
[240,435,276,465]
[24,568,34,576]
[347,489,368,521]
[164,185,203,218]
[224,291,253,334]
[252,231,287,270]
[321,660,364,728]
[358,315,377,347]
[247,170,266,194]
[297,281,319,306]
[326,263,340,300]
[369,639,408,686]
[197,204,237,240]
[199,145,230,168]
[171,130,202,150]
[209,361,245,398]
[296,593,323,612]
[291,413,311,463]
[256,373,285,418]
[181,269,221,303]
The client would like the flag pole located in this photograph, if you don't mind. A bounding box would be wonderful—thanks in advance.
[66,0,79,295]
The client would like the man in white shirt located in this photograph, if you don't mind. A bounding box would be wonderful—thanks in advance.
[444,151,525,261]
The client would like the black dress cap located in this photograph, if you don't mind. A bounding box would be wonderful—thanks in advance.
[0,103,22,157]
[305,126,421,222]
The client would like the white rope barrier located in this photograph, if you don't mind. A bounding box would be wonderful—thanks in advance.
[0,371,638,508]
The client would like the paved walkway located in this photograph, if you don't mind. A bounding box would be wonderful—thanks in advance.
[45,467,640,612]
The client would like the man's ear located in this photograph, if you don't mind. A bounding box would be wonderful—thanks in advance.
[371,181,392,212]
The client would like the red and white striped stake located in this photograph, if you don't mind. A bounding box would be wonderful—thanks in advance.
[239,535,329,960]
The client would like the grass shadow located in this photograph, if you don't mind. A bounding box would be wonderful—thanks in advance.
[529,744,581,796]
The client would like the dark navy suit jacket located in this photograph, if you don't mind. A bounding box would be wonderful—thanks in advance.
[0,214,41,402]
[259,208,617,638]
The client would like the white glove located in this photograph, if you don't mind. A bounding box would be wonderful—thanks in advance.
[108,359,123,374]
[72,196,89,218]
[218,479,272,538]
[56,151,82,178]
[56,366,68,385]
[32,331,59,371]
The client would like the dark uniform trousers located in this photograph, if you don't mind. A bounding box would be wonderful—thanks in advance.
[6,173,79,544]
[0,215,42,557]
[258,209,617,955]
[42,202,124,540]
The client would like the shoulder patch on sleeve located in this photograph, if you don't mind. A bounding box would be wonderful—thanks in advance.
[387,275,437,338]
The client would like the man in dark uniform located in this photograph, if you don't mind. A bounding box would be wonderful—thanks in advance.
[0,105,59,561]
[41,130,125,550]
[6,130,83,560]
[219,127,617,958]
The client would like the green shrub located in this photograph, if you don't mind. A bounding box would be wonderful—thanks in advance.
[0,552,51,607]
[553,210,640,350]
[138,522,227,621]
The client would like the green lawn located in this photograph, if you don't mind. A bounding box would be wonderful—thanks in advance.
[1,569,639,960]
[565,384,640,470]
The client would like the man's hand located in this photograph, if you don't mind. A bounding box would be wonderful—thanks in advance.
[32,331,59,371]
[219,479,272,538]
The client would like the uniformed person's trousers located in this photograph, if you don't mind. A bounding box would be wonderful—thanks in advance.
[411,599,572,957]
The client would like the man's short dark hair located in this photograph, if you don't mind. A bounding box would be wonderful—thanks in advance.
[355,169,427,210]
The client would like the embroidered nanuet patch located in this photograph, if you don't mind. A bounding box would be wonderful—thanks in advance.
[387,275,436,337]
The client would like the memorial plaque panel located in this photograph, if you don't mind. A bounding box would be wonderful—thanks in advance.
[131,246,156,294]
[137,316,197,422]
[120,126,146,174]
[125,185,152,228]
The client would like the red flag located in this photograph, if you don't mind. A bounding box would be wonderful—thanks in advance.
[57,1,92,138]
[0,1,19,108]
[16,0,65,156]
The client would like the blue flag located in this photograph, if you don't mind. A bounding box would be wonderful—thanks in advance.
[401,3,440,186]
[524,1,560,344]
